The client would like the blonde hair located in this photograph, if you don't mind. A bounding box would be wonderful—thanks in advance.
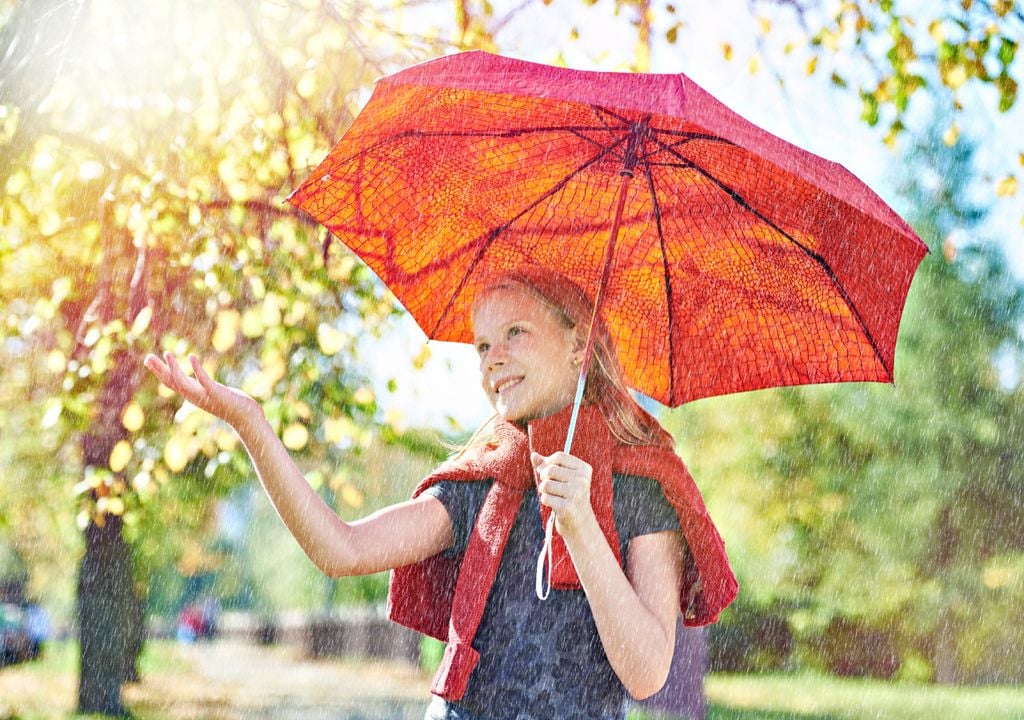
[453,268,674,455]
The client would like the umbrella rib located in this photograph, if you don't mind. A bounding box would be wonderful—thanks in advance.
[428,137,630,338]
[591,105,632,126]
[569,129,618,153]
[314,126,628,173]
[652,137,892,379]
[642,133,734,163]
[650,128,736,142]
[640,155,678,404]
[590,106,629,154]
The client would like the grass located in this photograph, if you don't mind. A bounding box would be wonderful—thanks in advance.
[698,671,1024,720]
[3,642,1024,719]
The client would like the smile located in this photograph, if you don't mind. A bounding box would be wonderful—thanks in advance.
[493,376,523,395]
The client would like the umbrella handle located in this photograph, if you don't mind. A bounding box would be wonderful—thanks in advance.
[535,171,632,600]
[535,366,588,600]
[535,514,555,600]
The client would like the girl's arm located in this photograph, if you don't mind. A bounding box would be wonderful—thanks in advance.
[145,353,454,577]
[533,451,683,700]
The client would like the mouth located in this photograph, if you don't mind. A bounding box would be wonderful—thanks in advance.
[492,376,523,396]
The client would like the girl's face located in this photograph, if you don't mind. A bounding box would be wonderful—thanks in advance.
[472,286,581,424]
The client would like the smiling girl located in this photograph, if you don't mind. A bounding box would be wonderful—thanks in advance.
[144,268,736,720]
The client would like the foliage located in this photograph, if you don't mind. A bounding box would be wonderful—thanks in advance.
[0,1,453,706]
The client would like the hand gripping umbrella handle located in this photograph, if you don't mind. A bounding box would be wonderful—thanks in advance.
[534,171,634,600]
[535,364,588,600]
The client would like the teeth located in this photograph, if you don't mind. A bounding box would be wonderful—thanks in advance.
[495,377,520,394]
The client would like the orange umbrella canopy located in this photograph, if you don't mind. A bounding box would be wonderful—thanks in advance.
[289,51,928,407]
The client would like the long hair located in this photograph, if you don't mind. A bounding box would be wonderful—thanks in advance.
[461,267,674,451]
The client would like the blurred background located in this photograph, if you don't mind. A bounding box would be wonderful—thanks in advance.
[1,0,1022,718]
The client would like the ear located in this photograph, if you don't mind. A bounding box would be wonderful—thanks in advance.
[571,324,588,354]
[569,331,585,367]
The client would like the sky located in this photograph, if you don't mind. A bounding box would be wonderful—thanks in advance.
[360,0,1024,432]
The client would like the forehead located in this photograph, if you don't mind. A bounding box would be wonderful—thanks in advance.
[471,286,560,333]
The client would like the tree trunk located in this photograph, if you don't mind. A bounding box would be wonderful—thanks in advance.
[77,515,134,715]
[77,348,145,715]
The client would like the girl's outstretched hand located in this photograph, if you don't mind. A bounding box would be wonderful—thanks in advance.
[531,450,597,538]
[143,352,263,430]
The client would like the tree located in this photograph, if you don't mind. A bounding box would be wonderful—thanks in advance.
[0,0,429,713]
[664,123,1024,682]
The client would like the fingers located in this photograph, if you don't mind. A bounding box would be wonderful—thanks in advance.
[532,451,590,473]
[189,354,218,393]
[163,351,190,388]
[145,351,204,402]
[537,479,568,498]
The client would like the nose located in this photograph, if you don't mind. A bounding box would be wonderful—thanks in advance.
[481,340,508,374]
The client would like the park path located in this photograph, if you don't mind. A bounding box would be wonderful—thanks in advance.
[132,638,433,720]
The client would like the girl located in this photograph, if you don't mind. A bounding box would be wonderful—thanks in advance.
[144,268,736,720]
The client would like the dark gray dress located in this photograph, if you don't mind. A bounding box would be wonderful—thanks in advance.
[422,475,681,720]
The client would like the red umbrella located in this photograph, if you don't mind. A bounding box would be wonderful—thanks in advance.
[288,51,928,597]
[289,51,927,412]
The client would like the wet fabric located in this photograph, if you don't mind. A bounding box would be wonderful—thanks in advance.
[421,475,681,720]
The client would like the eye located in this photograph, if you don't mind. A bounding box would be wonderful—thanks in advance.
[507,325,525,339]
[475,341,490,356]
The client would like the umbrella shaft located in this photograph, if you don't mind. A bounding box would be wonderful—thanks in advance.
[564,171,634,453]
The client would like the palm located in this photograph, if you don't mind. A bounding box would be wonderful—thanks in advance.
[143,352,260,428]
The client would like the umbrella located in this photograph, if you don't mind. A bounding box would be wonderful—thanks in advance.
[288,51,927,408]
[287,50,927,594]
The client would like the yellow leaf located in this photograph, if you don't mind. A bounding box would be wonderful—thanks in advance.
[41,399,63,429]
[46,349,66,374]
[353,387,375,406]
[132,471,153,494]
[212,309,241,352]
[131,306,153,336]
[163,435,191,472]
[943,64,967,90]
[805,57,818,76]
[109,440,133,473]
[943,123,960,146]
[928,19,946,43]
[324,416,355,444]
[341,484,364,509]
[106,497,126,516]
[721,43,733,61]
[241,308,264,338]
[412,344,432,370]
[758,16,771,34]
[297,71,317,99]
[282,423,309,450]
[215,429,239,452]
[121,401,145,432]
[38,209,60,236]
[995,175,1018,197]
[317,323,346,355]
[262,294,283,327]
[79,160,104,181]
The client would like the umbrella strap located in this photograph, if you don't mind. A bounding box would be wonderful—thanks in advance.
[535,514,555,600]
[535,366,588,600]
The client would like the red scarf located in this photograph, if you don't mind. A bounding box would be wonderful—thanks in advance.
[387,404,738,700]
